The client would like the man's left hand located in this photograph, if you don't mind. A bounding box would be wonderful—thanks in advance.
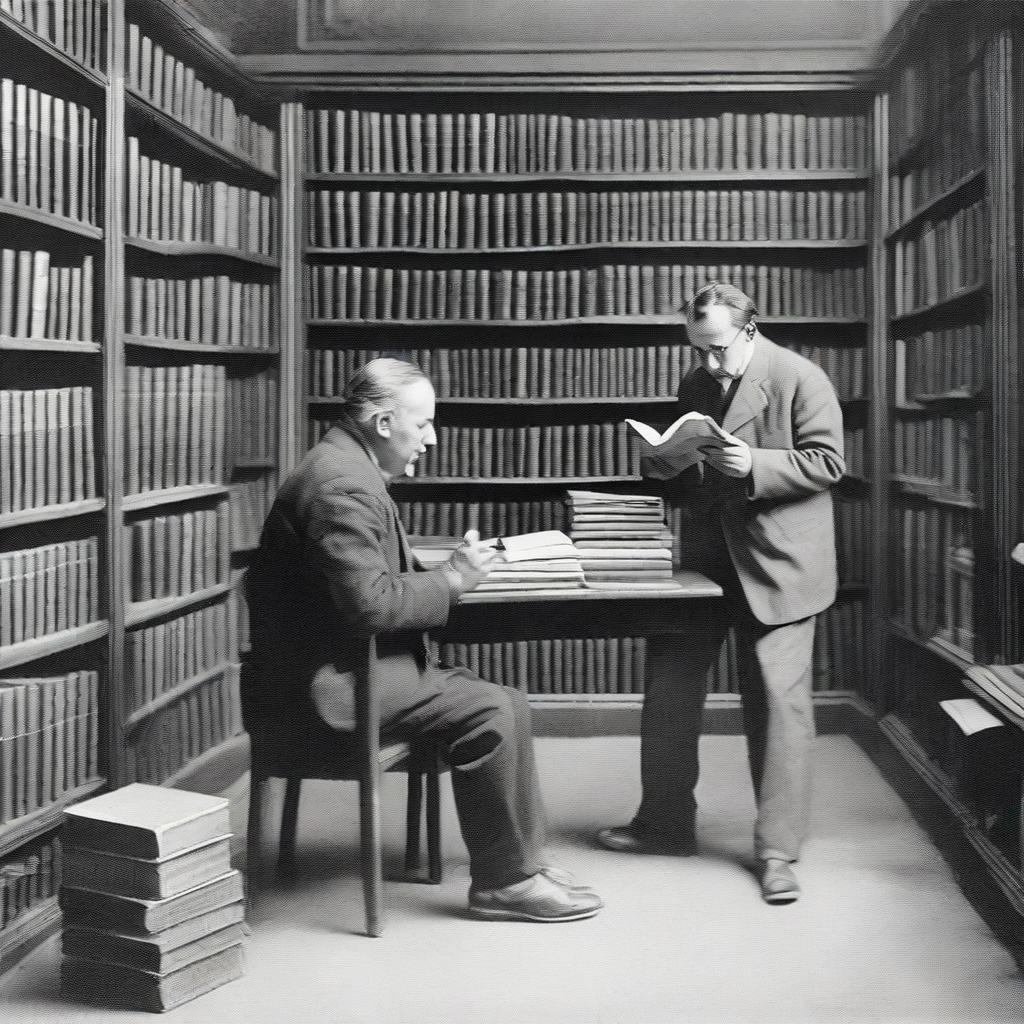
[701,431,752,478]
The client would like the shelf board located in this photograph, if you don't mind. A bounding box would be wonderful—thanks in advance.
[230,457,277,470]
[890,476,978,509]
[126,236,280,268]
[309,394,677,407]
[885,167,986,241]
[0,10,107,90]
[0,621,109,672]
[0,198,102,240]
[125,88,278,185]
[0,337,100,354]
[307,238,868,257]
[307,315,866,328]
[125,662,236,730]
[0,497,105,529]
[888,619,975,672]
[306,169,869,185]
[891,282,988,324]
[0,778,106,860]
[123,483,229,512]
[163,731,250,794]
[123,333,279,356]
[126,581,234,628]
[395,475,643,485]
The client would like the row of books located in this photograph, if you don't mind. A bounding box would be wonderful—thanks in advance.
[126,138,276,256]
[0,537,99,649]
[60,785,244,1012]
[0,80,98,225]
[0,0,105,72]
[567,490,674,589]
[124,364,226,497]
[126,604,231,715]
[897,324,985,400]
[308,344,692,400]
[0,671,98,824]
[125,504,231,604]
[127,23,275,174]
[1,835,60,939]
[892,414,978,494]
[893,504,974,656]
[125,274,277,349]
[226,375,277,466]
[834,495,870,586]
[306,187,869,250]
[305,108,870,175]
[305,263,868,322]
[229,476,276,552]
[787,342,865,402]
[1,386,96,515]
[127,666,242,788]
[0,249,94,343]
[814,599,868,693]
[887,24,984,161]
[844,426,866,481]
[891,201,989,316]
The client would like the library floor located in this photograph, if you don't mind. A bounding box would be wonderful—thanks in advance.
[2,734,1024,1024]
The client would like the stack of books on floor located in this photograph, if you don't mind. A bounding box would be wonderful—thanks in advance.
[477,530,585,592]
[566,490,678,591]
[963,664,1024,729]
[59,784,245,1013]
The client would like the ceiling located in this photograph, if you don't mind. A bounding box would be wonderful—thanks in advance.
[186,0,915,74]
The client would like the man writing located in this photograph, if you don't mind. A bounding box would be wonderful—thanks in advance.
[597,282,846,904]
[246,358,601,923]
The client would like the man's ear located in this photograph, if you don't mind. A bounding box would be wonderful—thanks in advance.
[372,410,393,438]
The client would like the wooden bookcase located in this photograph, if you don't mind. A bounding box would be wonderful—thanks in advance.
[297,82,875,705]
[874,0,1024,923]
[0,0,286,969]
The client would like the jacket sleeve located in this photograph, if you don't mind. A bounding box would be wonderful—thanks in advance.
[747,371,846,504]
[304,482,452,637]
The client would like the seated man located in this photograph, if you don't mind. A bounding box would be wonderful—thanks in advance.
[245,358,601,923]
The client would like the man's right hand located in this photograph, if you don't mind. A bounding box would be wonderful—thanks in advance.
[444,529,500,597]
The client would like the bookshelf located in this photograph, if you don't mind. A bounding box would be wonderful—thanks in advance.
[299,85,874,705]
[875,0,1024,922]
[0,0,285,971]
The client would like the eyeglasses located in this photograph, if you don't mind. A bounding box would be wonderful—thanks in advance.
[690,323,750,360]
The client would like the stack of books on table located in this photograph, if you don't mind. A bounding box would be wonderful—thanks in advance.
[59,784,245,1013]
[476,530,585,592]
[963,664,1024,728]
[566,490,678,591]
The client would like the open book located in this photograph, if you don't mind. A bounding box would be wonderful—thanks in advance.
[625,412,730,474]
[481,530,577,563]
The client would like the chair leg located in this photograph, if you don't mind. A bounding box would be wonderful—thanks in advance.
[247,770,267,916]
[360,766,384,937]
[278,777,302,880]
[404,770,424,876]
[426,760,442,884]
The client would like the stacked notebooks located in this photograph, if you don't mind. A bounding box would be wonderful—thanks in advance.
[477,530,585,592]
[566,490,678,590]
[59,784,245,1013]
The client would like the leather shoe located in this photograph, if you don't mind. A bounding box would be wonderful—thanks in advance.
[759,859,800,904]
[469,873,602,922]
[596,825,696,856]
[539,864,601,901]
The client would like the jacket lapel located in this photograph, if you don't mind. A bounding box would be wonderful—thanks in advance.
[723,338,771,434]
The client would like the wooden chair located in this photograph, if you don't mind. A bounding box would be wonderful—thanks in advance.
[245,637,444,937]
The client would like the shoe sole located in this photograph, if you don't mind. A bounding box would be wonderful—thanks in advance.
[468,905,601,923]
[762,891,800,904]
[597,839,696,856]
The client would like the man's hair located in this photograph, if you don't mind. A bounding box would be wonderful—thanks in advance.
[682,281,757,328]
[341,357,430,423]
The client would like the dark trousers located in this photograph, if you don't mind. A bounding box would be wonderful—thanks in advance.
[635,544,816,862]
[383,666,546,890]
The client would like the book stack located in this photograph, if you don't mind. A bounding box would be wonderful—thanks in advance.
[476,530,585,592]
[566,490,678,591]
[59,784,245,1013]
[963,665,1024,729]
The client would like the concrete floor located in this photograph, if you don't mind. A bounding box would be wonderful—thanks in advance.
[1,734,1023,1024]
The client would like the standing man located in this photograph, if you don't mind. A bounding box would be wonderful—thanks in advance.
[597,282,846,904]
[246,358,601,923]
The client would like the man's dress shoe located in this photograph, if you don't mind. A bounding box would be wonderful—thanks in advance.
[759,859,800,904]
[469,873,602,923]
[596,825,697,856]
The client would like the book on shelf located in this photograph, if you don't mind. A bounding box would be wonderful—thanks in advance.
[939,698,1003,737]
[625,412,729,475]
[61,942,245,1013]
[62,834,232,901]
[63,783,230,860]
[59,869,245,936]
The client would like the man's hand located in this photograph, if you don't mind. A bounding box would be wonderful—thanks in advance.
[444,529,500,597]
[701,430,752,478]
